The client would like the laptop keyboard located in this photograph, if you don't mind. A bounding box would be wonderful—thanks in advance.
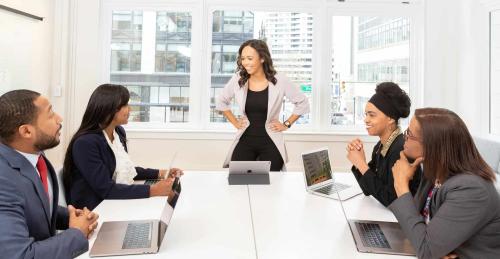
[144,179,160,185]
[122,222,153,249]
[315,182,350,195]
[356,222,391,249]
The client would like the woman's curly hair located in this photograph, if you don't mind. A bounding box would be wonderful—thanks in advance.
[237,39,277,87]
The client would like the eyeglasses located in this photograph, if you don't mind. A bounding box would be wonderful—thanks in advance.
[403,128,421,142]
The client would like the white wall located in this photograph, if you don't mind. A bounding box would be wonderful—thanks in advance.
[490,9,500,135]
[423,0,494,135]
[0,0,53,95]
[125,130,376,171]
[0,0,68,162]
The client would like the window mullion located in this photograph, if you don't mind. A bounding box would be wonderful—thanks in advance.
[141,11,156,74]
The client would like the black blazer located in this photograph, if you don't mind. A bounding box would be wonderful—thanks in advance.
[351,134,422,207]
[66,126,159,210]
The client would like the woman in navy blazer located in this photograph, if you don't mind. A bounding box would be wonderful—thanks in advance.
[63,84,181,210]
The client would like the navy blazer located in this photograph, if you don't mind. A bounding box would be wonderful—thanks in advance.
[0,143,87,259]
[66,126,159,210]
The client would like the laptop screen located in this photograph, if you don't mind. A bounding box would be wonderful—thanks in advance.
[158,201,175,246]
[302,148,333,187]
[160,202,174,227]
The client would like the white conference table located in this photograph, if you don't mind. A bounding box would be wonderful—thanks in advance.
[249,172,409,259]
[77,171,414,259]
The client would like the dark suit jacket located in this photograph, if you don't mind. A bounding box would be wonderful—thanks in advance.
[389,174,500,259]
[66,126,159,210]
[0,143,87,259]
[352,134,422,206]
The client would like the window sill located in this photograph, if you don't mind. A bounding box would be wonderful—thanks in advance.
[124,127,378,142]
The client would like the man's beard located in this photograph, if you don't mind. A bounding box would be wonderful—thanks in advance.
[34,128,60,151]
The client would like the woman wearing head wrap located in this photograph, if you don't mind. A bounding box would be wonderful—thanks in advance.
[346,82,422,206]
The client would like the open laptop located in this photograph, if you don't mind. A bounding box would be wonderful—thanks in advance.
[301,148,362,201]
[89,201,175,257]
[335,183,416,256]
[135,152,178,185]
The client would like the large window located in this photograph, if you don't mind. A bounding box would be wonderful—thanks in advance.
[331,16,410,126]
[110,11,192,123]
[491,10,500,135]
[102,2,420,132]
[209,11,313,125]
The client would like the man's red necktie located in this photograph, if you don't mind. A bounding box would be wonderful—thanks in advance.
[36,155,49,195]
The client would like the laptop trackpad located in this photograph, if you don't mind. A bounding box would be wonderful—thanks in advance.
[378,222,415,253]
[90,220,158,257]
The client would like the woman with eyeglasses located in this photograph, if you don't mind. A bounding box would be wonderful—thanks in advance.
[346,82,422,207]
[390,108,500,259]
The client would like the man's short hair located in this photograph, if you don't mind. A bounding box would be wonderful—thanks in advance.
[0,90,41,143]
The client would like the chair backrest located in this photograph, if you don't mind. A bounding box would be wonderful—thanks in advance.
[473,136,500,193]
[56,168,67,207]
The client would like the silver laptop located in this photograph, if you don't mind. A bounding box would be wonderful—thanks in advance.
[135,152,178,185]
[301,148,362,201]
[89,202,175,257]
[335,184,416,256]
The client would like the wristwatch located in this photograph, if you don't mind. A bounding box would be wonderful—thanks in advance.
[283,120,292,128]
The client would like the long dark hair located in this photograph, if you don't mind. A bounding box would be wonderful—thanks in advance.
[415,108,495,183]
[237,39,277,87]
[63,84,130,192]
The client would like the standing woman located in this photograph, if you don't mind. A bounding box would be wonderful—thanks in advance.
[63,84,181,210]
[216,39,309,171]
[391,108,500,258]
[346,82,421,206]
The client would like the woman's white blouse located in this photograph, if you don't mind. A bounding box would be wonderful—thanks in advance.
[103,130,137,184]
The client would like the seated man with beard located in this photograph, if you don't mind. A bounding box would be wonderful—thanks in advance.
[0,90,99,259]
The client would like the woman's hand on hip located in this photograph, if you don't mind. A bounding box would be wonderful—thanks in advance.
[234,116,248,130]
[269,120,288,132]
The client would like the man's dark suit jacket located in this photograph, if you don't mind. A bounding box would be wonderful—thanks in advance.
[0,143,88,259]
